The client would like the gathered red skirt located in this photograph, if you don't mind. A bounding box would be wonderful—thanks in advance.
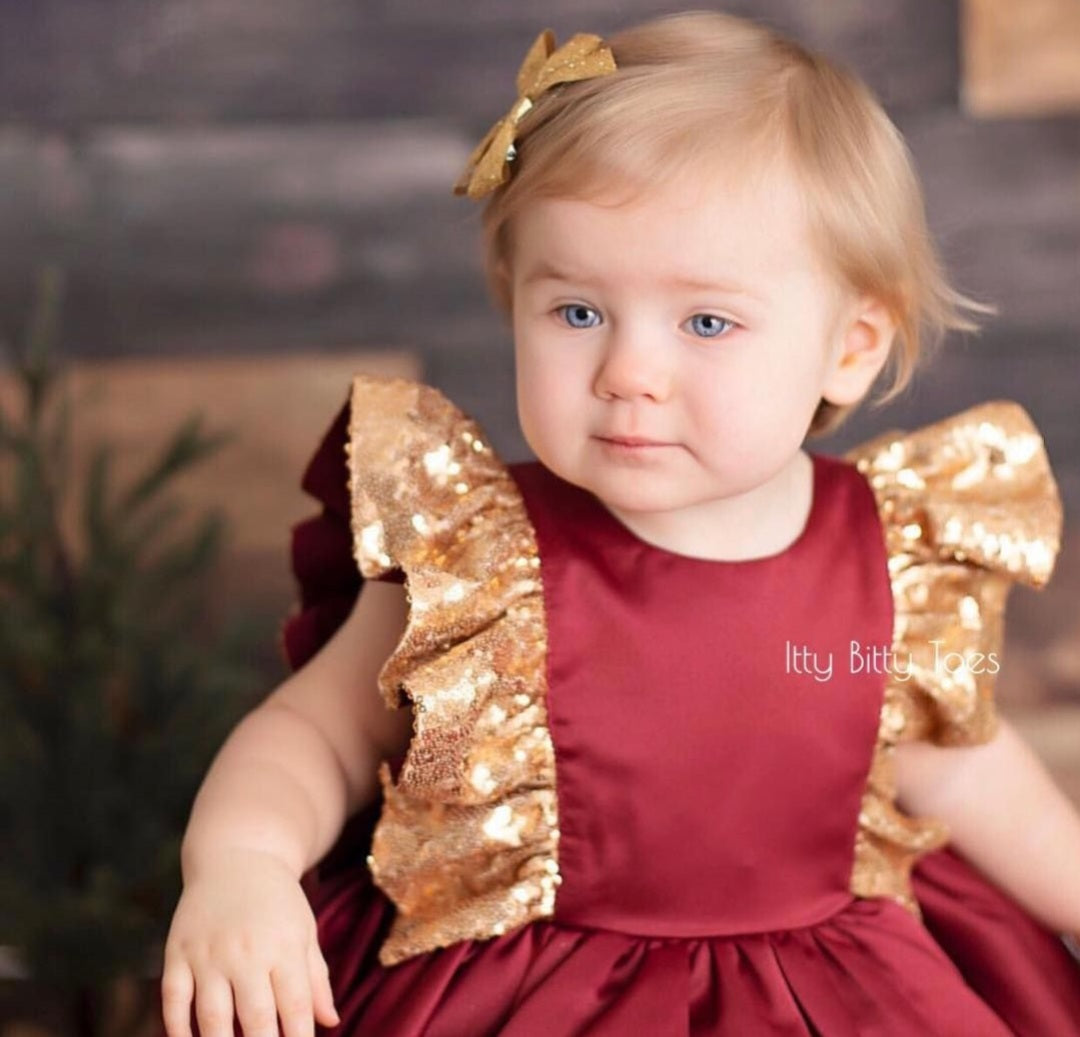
[308,808,1080,1036]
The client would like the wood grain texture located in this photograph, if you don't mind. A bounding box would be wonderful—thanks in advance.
[963,0,1080,116]
[0,0,958,126]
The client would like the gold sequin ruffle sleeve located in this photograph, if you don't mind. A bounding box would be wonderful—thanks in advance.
[843,400,1063,915]
[345,375,560,967]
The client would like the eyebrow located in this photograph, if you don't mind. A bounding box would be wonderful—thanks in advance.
[520,261,765,301]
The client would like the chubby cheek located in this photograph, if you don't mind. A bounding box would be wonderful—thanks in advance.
[514,368,542,446]
[687,389,794,473]
[514,342,559,459]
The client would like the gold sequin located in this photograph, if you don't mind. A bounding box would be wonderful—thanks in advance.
[844,401,1062,915]
[347,376,559,967]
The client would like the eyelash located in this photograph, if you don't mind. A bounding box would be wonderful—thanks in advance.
[554,304,738,339]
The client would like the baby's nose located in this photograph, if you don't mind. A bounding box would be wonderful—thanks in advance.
[593,332,673,402]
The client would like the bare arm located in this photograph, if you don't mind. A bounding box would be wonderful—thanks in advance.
[180,578,412,882]
[894,716,1080,936]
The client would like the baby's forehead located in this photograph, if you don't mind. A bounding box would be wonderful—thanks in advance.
[542,141,815,232]
[515,162,826,271]
[512,201,858,325]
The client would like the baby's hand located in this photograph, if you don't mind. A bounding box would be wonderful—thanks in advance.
[161,847,340,1037]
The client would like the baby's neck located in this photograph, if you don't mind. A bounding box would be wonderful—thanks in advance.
[602,450,815,562]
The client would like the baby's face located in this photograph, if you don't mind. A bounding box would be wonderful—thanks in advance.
[508,159,862,529]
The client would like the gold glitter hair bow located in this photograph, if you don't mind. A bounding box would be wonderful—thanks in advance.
[453,29,617,200]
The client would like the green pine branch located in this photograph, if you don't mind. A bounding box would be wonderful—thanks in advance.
[0,267,266,1036]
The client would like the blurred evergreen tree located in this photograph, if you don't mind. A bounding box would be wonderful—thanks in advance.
[0,267,266,1037]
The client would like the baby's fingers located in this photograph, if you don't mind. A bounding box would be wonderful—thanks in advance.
[192,970,237,1037]
[308,941,341,1031]
[160,953,195,1037]
[271,961,317,1037]
[232,970,278,1037]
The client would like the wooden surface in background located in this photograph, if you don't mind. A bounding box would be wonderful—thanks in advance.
[0,349,420,608]
[963,0,1080,115]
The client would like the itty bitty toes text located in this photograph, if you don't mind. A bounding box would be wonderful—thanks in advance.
[784,640,1000,683]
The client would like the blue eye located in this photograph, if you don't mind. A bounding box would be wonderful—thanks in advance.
[687,313,735,338]
[557,304,602,329]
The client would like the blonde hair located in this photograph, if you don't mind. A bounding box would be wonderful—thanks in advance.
[477,11,992,436]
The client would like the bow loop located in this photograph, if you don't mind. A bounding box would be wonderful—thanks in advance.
[516,29,557,96]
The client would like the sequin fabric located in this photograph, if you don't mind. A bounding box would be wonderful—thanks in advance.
[346,376,559,966]
[843,400,1063,914]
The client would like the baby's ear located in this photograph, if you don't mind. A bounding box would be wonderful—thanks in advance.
[821,296,897,406]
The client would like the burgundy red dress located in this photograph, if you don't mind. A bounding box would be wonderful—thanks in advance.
[281,389,1080,1036]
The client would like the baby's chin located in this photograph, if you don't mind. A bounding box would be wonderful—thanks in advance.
[558,457,694,515]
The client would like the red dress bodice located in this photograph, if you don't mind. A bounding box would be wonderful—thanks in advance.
[511,456,892,936]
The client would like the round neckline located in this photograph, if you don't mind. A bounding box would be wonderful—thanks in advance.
[583,453,825,567]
